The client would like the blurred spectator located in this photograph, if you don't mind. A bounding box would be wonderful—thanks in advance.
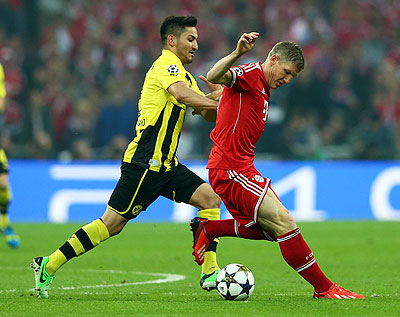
[282,112,322,160]
[28,130,55,159]
[101,134,129,160]
[70,139,93,160]
[286,64,329,122]
[93,79,136,149]
[67,97,97,147]
[349,115,396,160]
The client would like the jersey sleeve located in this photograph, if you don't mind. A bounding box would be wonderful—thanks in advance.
[156,60,187,91]
[0,64,6,98]
[227,65,252,92]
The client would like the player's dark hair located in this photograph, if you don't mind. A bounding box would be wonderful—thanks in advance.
[268,41,305,72]
[160,16,197,46]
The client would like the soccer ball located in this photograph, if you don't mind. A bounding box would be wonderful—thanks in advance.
[216,263,255,301]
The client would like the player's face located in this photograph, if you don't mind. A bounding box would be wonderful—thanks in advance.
[174,27,198,65]
[268,58,299,89]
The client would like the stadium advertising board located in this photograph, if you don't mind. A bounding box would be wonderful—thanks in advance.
[9,160,400,222]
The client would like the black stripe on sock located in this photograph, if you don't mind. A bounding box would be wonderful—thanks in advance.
[206,240,218,252]
[75,228,94,252]
[59,241,77,260]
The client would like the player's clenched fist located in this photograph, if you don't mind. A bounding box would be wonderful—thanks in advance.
[235,32,259,56]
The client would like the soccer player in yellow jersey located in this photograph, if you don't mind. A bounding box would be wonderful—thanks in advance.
[31,16,223,298]
[0,63,20,248]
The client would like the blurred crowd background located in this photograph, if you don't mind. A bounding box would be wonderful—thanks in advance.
[0,0,399,161]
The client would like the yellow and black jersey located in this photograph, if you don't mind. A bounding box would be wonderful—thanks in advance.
[0,148,8,173]
[0,64,7,148]
[0,64,6,99]
[123,49,204,172]
[0,65,7,173]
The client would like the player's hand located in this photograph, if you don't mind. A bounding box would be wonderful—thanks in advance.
[235,32,259,56]
[199,75,223,101]
[199,75,221,92]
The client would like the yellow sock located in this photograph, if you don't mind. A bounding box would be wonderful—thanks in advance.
[0,213,8,229]
[46,250,67,275]
[198,208,220,220]
[202,251,220,274]
[198,208,220,274]
[0,186,10,230]
[46,219,110,274]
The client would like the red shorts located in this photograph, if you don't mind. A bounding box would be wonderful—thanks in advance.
[208,166,271,227]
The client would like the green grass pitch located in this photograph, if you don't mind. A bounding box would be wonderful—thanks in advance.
[0,221,399,316]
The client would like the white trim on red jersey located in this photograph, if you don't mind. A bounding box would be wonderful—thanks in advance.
[227,169,271,226]
[242,62,261,73]
[232,93,242,133]
[228,68,237,88]
[234,220,240,237]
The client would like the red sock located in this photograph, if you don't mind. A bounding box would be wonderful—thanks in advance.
[277,228,332,293]
[204,219,275,241]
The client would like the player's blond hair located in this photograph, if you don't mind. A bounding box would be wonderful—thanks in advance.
[268,41,305,72]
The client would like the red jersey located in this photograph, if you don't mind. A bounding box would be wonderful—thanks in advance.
[207,62,270,169]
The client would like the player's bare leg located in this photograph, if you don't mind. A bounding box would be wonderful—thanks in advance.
[258,188,364,299]
[101,207,129,237]
[257,189,296,236]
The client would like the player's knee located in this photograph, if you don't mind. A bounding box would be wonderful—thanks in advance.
[275,209,296,235]
[259,206,296,236]
[104,220,125,237]
[202,192,221,209]
[195,192,221,210]
[101,209,128,237]
[190,183,221,209]
[210,193,221,208]
[0,173,8,188]
[111,226,124,237]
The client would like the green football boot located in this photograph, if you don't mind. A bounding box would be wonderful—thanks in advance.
[200,269,221,291]
[31,256,55,298]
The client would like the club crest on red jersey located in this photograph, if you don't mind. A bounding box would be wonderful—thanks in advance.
[233,67,243,76]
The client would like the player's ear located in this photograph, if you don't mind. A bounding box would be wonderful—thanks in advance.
[270,54,279,65]
[167,34,176,47]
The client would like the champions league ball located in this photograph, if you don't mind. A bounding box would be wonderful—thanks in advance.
[216,263,255,301]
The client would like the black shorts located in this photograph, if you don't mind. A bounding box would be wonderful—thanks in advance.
[0,148,9,174]
[108,162,205,220]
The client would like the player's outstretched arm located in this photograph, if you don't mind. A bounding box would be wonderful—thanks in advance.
[207,32,259,86]
[168,81,218,111]
[192,75,220,122]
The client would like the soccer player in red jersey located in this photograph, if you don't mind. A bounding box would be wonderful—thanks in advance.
[191,32,364,299]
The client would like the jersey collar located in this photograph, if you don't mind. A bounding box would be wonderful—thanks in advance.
[161,49,184,67]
